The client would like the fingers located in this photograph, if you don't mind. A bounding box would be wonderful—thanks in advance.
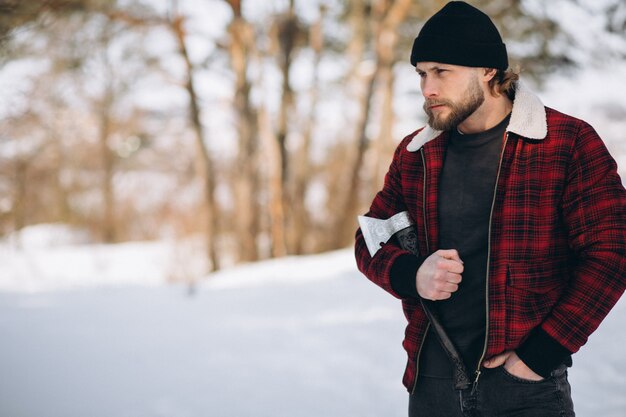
[437,249,463,264]
[441,280,459,293]
[435,249,464,274]
[483,352,511,368]
[434,272,461,287]
[423,291,452,301]
[420,275,460,300]
[416,249,464,300]
[432,286,458,299]
[436,258,464,275]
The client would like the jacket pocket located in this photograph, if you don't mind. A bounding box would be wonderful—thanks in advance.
[507,259,565,294]
[505,260,566,347]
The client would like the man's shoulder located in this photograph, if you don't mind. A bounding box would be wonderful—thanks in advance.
[545,106,594,133]
[543,107,610,160]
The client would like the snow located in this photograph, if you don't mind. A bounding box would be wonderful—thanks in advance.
[0,229,625,417]
[0,238,168,293]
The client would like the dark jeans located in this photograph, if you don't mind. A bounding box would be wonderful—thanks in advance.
[409,365,574,417]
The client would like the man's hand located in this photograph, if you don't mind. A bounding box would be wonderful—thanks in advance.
[416,249,464,300]
[483,351,544,381]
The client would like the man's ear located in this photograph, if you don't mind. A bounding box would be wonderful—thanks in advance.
[483,67,497,82]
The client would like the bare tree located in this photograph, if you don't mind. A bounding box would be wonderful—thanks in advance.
[331,0,412,248]
[287,4,326,255]
[0,0,615,266]
[169,1,220,270]
[223,0,262,262]
[270,0,302,256]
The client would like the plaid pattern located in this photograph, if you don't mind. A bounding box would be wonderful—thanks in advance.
[355,107,626,392]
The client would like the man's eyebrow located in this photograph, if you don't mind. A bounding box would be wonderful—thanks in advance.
[415,65,448,72]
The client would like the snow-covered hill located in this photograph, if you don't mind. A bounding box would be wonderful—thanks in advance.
[0,235,624,417]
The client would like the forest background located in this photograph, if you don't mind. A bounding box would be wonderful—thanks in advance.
[1,0,625,278]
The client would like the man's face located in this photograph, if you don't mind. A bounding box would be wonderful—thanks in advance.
[416,62,485,131]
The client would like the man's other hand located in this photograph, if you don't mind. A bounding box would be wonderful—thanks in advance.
[415,249,464,301]
[483,351,544,382]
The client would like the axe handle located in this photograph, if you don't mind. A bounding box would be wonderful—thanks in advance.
[395,227,471,390]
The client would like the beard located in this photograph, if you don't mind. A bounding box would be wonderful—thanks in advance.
[423,76,485,131]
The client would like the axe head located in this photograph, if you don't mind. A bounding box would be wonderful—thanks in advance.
[358,211,414,257]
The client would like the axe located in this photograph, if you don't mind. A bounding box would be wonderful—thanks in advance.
[358,211,471,390]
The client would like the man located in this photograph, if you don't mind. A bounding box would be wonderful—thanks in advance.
[354,2,626,416]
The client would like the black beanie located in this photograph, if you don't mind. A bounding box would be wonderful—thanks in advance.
[410,1,508,70]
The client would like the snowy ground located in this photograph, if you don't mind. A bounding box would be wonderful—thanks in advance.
[0,235,625,417]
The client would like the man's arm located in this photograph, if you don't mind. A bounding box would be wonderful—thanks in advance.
[516,121,626,378]
[355,137,427,299]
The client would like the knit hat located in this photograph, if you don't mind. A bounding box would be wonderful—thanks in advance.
[410,1,508,70]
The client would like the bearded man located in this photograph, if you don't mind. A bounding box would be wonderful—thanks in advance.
[354,2,626,416]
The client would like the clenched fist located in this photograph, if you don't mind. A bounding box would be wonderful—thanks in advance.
[416,249,464,300]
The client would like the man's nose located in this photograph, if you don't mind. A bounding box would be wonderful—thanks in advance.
[421,78,438,98]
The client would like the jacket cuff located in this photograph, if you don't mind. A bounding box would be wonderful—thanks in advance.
[389,254,424,299]
[516,327,572,378]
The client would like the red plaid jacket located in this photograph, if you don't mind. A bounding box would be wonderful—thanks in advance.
[355,82,626,391]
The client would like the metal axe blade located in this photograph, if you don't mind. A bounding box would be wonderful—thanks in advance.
[358,211,413,257]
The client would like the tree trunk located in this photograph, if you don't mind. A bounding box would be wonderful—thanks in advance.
[99,89,116,243]
[370,60,395,196]
[334,0,411,248]
[329,0,372,249]
[272,0,299,256]
[12,159,27,248]
[288,5,325,255]
[171,7,220,271]
[258,104,287,258]
[370,0,409,196]
[98,29,116,243]
[224,0,261,263]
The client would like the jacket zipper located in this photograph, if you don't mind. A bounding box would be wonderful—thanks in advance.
[411,324,430,394]
[471,132,509,394]
[411,148,431,394]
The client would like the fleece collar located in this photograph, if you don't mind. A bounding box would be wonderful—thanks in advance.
[406,80,548,152]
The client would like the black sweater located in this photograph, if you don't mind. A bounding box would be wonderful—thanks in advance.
[420,114,510,378]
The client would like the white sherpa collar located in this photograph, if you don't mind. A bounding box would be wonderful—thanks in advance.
[406,80,548,152]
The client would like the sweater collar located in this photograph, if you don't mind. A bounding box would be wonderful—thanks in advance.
[406,80,547,152]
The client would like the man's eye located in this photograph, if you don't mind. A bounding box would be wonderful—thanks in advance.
[436,69,447,74]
